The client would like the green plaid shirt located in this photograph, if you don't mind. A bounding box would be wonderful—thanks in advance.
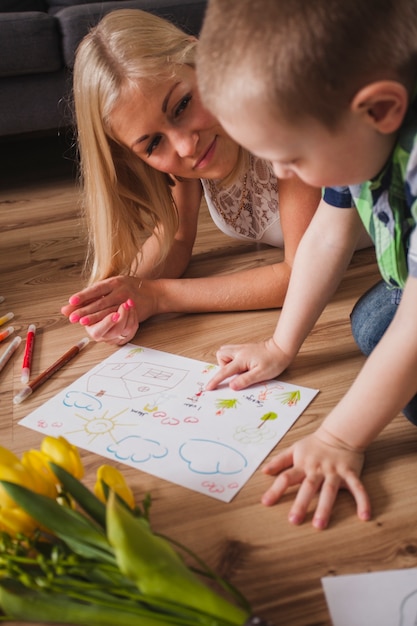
[324,91,417,289]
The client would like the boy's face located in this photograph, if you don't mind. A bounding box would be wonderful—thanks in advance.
[218,99,394,188]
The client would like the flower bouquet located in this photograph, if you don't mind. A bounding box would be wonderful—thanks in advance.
[0,436,268,625]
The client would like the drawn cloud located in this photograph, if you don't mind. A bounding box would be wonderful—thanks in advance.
[179,438,248,475]
[63,391,103,412]
[400,589,417,626]
[107,435,168,463]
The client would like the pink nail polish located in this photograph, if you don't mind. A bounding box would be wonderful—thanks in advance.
[123,299,134,310]
[69,295,81,305]
[80,316,90,326]
[69,313,80,323]
[112,312,120,322]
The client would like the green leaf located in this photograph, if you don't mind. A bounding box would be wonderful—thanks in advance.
[48,463,106,529]
[0,579,184,626]
[0,482,115,565]
[106,492,249,625]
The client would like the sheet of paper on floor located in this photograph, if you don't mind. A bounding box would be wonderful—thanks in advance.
[19,343,318,502]
[322,568,417,626]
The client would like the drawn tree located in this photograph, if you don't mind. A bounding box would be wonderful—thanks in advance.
[257,412,278,429]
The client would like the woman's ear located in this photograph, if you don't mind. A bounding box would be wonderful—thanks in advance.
[351,80,409,133]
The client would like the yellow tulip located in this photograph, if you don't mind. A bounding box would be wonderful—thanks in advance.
[94,465,135,510]
[40,436,84,480]
[0,506,38,536]
[0,463,34,509]
[21,450,58,499]
[0,446,20,466]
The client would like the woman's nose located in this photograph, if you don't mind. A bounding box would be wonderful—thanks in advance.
[172,130,198,158]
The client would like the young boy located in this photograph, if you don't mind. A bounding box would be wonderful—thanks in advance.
[197,0,417,529]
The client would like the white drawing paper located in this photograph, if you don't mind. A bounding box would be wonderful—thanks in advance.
[322,568,417,626]
[19,344,318,502]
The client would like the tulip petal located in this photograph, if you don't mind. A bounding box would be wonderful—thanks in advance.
[106,492,248,624]
[0,481,114,564]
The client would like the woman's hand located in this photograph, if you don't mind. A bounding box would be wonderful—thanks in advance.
[61,276,158,345]
[206,337,291,390]
[261,427,371,529]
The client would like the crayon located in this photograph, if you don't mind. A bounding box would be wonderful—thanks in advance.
[0,312,13,327]
[0,335,22,373]
[0,326,14,343]
[21,324,36,384]
[13,337,89,405]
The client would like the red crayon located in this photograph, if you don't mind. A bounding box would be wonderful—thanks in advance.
[14,337,89,405]
[21,324,36,384]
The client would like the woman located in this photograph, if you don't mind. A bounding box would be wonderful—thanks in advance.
[61,8,320,345]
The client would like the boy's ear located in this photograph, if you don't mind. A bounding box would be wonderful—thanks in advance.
[351,81,409,133]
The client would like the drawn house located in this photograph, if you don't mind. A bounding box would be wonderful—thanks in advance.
[87,362,188,399]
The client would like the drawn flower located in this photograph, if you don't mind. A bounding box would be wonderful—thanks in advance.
[276,390,301,407]
[0,436,258,626]
[215,398,239,415]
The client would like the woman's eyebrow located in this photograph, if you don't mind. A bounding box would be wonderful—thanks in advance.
[132,82,182,148]
[162,81,181,113]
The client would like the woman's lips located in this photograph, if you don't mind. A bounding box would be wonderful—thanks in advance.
[194,137,217,170]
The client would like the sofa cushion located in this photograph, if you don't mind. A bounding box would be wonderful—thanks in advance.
[47,0,115,16]
[56,0,207,68]
[0,12,62,77]
[0,0,47,11]
[0,71,71,135]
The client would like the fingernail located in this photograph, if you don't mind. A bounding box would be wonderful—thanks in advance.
[288,513,301,525]
[69,295,81,305]
[112,312,120,322]
[69,313,80,323]
[123,298,134,310]
[80,316,90,326]
[312,517,327,530]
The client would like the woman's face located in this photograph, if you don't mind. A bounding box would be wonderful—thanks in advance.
[109,65,240,180]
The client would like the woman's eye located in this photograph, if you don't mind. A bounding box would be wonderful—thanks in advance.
[175,94,192,117]
[146,135,162,157]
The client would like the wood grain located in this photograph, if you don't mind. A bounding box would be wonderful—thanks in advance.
[1,134,416,626]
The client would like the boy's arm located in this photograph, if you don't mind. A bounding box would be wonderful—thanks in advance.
[207,198,364,390]
[263,274,417,529]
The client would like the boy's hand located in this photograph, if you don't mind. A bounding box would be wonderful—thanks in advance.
[206,337,290,390]
[261,427,371,529]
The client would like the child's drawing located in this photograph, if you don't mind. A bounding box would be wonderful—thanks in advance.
[19,344,318,502]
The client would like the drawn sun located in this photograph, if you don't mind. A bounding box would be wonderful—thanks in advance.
[66,408,135,443]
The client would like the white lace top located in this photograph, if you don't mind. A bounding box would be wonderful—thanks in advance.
[201,155,282,247]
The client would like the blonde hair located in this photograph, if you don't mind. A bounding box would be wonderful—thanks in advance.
[73,9,197,282]
[198,0,417,128]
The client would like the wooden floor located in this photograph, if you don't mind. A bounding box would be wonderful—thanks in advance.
[1,133,417,626]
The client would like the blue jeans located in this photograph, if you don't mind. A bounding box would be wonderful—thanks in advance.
[350,280,417,425]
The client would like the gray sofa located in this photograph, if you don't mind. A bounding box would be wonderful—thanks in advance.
[0,0,207,138]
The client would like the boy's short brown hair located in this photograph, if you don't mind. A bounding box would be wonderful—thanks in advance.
[197,0,417,127]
